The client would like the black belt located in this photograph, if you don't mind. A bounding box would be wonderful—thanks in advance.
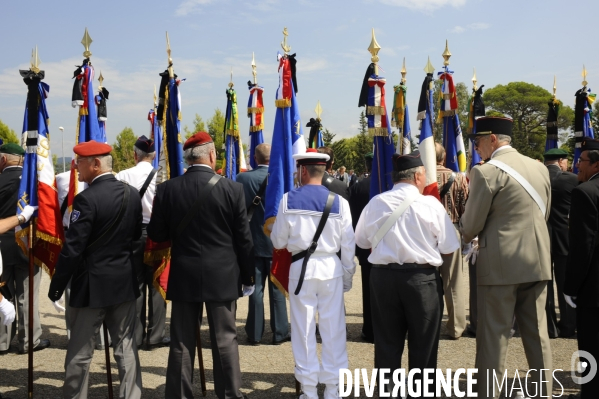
[372,263,435,270]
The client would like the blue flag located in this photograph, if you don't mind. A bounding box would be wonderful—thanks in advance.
[75,62,104,143]
[248,83,265,170]
[164,78,184,178]
[224,87,240,180]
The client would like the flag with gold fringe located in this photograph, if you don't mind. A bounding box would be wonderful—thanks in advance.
[224,85,241,180]
[573,68,596,173]
[392,62,412,155]
[248,81,265,169]
[468,81,484,169]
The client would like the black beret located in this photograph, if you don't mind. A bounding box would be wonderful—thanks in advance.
[581,139,599,152]
[135,135,154,153]
[468,116,513,139]
[392,150,424,172]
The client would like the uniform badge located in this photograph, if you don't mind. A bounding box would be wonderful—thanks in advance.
[71,210,81,223]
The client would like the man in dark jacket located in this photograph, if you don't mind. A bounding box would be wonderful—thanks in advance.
[544,148,578,338]
[348,152,374,342]
[565,139,599,399]
[48,140,143,398]
[148,131,254,399]
[238,143,289,345]
[317,147,349,201]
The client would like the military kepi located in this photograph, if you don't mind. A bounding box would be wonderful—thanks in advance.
[0,143,25,156]
[184,131,213,150]
[393,150,424,172]
[543,148,568,160]
[467,116,513,139]
[73,140,112,157]
[293,148,330,166]
[135,135,154,153]
[581,138,599,151]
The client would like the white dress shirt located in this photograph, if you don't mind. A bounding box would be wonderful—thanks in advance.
[55,171,71,228]
[355,183,460,266]
[491,144,512,159]
[270,186,356,281]
[116,161,156,224]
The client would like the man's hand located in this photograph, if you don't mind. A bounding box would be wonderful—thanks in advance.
[343,275,353,293]
[20,205,38,223]
[52,295,65,313]
[564,294,577,309]
[0,297,16,326]
[242,285,255,297]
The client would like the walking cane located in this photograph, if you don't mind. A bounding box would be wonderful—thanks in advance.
[196,323,207,396]
[295,378,301,397]
[103,323,114,399]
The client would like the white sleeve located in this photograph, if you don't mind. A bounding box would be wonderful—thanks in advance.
[354,201,373,249]
[339,199,356,275]
[270,197,289,250]
[435,203,460,254]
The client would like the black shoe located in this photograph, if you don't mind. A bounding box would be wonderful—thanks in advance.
[360,332,374,343]
[145,336,171,351]
[463,328,476,338]
[272,334,291,345]
[0,348,10,355]
[95,344,105,351]
[19,339,50,354]
[246,338,260,346]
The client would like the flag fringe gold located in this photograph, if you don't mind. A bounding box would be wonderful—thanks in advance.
[369,127,389,136]
[275,99,291,108]
[367,106,386,116]
[144,247,171,265]
[269,273,289,298]
[416,111,426,120]
[247,107,264,114]
[249,125,264,133]
[152,257,170,302]
[226,129,240,138]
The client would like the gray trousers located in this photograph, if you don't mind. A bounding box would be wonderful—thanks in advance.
[166,300,243,399]
[0,262,41,352]
[65,278,106,347]
[63,300,142,399]
[439,224,466,338]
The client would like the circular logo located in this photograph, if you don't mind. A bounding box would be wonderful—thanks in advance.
[571,350,597,385]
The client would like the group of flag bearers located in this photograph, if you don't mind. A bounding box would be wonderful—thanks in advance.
[0,24,598,399]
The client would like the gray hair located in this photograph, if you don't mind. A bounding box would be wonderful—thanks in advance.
[392,166,422,183]
[98,155,113,171]
[588,150,599,164]
[184,143,214,164]
[0,153,21,162]
[495,134,512,144]
[134,147,155,161]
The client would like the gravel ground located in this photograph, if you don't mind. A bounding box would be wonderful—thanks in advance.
[0,262,582,398]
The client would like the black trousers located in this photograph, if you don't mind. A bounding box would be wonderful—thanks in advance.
[576,307,599,398]
[370,266,443,397]
[554,254,576,336]
[166,300,243,399]
[357,249,373,340]
[545,262,560,338]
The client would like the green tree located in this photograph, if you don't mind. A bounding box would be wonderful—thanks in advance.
[0,119,19,144]
[322,128,336,147]
[484,82,574,160]
[356,111,371,161]
[183,113,206,140]
[112,127,137,172]
[207,109,226,170]
[52,154,59,174]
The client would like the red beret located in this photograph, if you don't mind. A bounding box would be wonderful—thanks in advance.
[184,131,213,150]
[73,140,112,157]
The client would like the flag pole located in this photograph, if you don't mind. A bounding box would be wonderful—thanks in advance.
[28,219,34,398]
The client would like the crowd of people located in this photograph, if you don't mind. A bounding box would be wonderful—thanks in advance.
[0,115,596,399]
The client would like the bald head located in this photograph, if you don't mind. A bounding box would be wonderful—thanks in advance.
[255,143,271,165]
[435,142,446,165]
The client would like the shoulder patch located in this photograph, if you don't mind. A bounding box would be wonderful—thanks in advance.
[71,210,81,223]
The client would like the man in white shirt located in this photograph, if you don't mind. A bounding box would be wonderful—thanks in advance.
[116,135,168,350]
[355,150,460,397]
[271,148,356,399]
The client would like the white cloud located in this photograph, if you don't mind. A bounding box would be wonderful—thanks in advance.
[175,0,214,17]
[450,26,466,33]
[449,22,490,33]
[379,0,467,12]
[245,0,279,12]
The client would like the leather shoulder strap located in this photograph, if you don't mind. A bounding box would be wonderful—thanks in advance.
[139,169,157,198]
[487,159,547,217]
[176,174,222,238]
[246,176,268,222]
[371,192,418,249]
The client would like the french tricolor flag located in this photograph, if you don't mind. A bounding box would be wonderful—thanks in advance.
[417,73,440,200]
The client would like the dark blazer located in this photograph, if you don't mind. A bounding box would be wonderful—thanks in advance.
[147,165,255,302]
[236,166,272,258]
[0,167,27,266]
[546,164,578,256]
[348,176,371,258]
[48,174,142,308]
[565,174,599,306]
[323,172,349,201]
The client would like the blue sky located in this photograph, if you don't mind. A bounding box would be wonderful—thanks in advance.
[1,0,597,159]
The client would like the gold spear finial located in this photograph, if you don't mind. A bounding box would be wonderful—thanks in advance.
[582,65,588,87]
[153,84,157,107]
[166,32,174,78]
[472,68,478,91]
[81,27,93,58]
[251,52,257,85]
[30,46,41,74]
[281,27,291,54]
[98,71,104,90]
[315,100,323,121]
[424,56,435,74]
[229,68,234,88]
[400,57,407,84]
[442,39,451,66]
[368,28,381,75]
[553,75,557,98]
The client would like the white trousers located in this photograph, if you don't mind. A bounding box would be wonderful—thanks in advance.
[289,276,347,388]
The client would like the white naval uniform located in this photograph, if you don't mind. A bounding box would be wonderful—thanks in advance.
[115,161,156,223]
[271,184,355,399]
